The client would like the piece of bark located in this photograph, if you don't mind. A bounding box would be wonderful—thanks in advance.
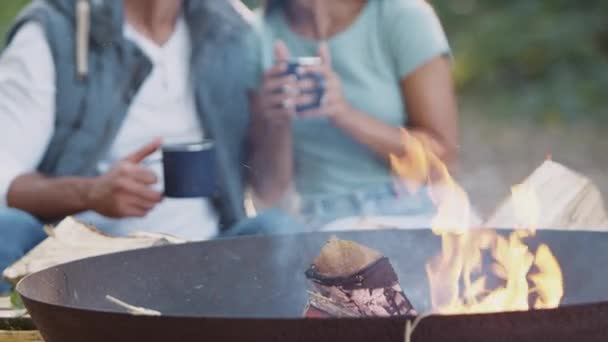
[105,295,161,316]
[304,238,416,318]
[3,217,187,286]
[485,161,608,230]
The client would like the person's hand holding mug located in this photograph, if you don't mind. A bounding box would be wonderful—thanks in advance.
[297,42,352,121]
[87,139,163,218]
[253,40,330,124]
[252,41,298,125]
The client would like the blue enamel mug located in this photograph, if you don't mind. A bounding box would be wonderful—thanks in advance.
[162,141,217,198]
[285,57,326,112]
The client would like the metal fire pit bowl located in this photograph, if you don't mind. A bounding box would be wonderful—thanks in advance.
[17,229,608,342]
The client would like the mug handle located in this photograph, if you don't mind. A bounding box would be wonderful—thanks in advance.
[296,71,326,113]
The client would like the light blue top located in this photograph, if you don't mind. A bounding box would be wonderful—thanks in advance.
[253,0,451,199]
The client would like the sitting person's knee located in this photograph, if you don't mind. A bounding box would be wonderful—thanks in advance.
[0,207,44,239]
[0,207,39,225]
[0,207,45,263]
[0,208,45,293]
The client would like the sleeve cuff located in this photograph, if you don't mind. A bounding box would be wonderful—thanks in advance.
[398,46,451,80]
[390,2,452,79]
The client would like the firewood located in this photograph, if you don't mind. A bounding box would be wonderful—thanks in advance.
[3,217,186,286]
[304,238,416,318]
[485,161,608,230]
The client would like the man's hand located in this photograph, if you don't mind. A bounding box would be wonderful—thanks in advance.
[87,139,163,218]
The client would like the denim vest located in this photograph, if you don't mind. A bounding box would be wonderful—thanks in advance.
[5,0,255,229]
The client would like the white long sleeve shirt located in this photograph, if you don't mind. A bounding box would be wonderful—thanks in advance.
[0,18,219,240]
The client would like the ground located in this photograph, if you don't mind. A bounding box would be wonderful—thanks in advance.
[457,105,608,218]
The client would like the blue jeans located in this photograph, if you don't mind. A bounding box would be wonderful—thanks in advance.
[225,183,436,236]
[224,208,307,237]
[0,208,46,294]
[296,183,436,229]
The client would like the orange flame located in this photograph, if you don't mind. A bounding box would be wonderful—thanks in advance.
[391,129,564,314]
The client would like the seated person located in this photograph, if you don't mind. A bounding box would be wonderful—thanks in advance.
[0,0,254,292]
[247,0,459,231]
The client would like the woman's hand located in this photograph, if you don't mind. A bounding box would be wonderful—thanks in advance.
[252,41,354,125]
[251,41,299,126]
[298,43,353,122]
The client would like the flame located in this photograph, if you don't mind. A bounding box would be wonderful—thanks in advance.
[389,130,433,194]
[530,244,564,309]
[391,129,564,314]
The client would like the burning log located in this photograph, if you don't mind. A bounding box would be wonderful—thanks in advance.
[304,238,416,318]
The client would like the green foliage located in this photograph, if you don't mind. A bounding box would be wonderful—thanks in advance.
[433,0,608,122]
[9,289,24,310]
[1,0,606,121]
[0,0,29,41]
[242,0,261,9]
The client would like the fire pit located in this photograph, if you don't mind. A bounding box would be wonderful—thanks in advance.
[17,229,608,342]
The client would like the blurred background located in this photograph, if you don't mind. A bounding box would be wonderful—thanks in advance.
[1,0,607,216]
